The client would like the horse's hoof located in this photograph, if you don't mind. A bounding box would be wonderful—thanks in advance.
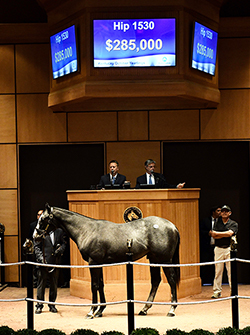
[85,314,94,319]
[167,312,175,317]
[94,310,103,318]
[138,310,147,316]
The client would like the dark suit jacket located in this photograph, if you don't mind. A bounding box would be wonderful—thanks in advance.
[199,216,213,253]
[34,228,67,265]
[99,173,126,189]
[29,220,38,240]
[135,173,176,189]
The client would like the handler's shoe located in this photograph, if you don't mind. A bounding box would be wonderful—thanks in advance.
[49,306,58,313]
[35,306,43,314]
[211,292,221,299]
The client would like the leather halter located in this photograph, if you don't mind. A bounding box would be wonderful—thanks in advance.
[42,207,55,233]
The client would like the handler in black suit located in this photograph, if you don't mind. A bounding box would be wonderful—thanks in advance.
[99,160,127,189]
[28,209,43,287]
[199,205,221,285]
[34,228,67,314]
[135,159,185,189]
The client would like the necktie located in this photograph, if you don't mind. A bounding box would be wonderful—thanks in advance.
[149,175,152,184]
[112,176,115,185]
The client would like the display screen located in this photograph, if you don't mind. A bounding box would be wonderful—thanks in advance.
[93,18,176,68]
[191,22,218,76]
[50,25,78,79]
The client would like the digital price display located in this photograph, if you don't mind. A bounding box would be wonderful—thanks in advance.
[50,25,78,79]
[191,22,218,76]
[93,18,176,68]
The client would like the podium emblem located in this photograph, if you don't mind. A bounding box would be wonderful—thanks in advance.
[123,206,143,222]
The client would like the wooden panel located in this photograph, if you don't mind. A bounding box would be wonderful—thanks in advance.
[163,200,200,281]
[0,144,17,188]
[67,189,201,202]
[219,17,250,38]
[17,94,67,143]
[0,190,18,235]
[43,0,221,25]
[200,90,250,140]
[0,45,15,93]
[150,110,200,140]
[71,202,99,219]
[118,111,148,141]
[106,141,160,188]
[4,236,19,282]
[16,44,50,93]
[0,23,49,44]
[219,38,250,89]
[68,112,118,142]
[0,95,16,143]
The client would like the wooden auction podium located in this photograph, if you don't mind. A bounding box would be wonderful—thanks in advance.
[67,188,201,301]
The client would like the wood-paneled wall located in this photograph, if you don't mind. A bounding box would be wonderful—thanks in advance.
[0,16,249,284]
[200,18,250,139]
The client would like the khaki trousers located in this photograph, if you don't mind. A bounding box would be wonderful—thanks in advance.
[213,246,231,294]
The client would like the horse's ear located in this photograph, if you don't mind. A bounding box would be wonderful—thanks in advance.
[45,202,51,212]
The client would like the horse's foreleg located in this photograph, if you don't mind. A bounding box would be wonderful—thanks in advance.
[94,268,106,318]
[86,268,100,319]
[163,267,178,317]
[139,266,161,316]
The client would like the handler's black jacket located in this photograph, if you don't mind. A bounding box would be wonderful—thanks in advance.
[34,228,67,265]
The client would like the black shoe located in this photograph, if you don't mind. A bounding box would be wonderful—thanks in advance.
[35,306,43,314]
[49,306,58,313]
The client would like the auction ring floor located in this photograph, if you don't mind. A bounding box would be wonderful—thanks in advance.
[0,285,249,334]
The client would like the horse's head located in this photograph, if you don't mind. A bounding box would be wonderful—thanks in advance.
[34,203,57,240]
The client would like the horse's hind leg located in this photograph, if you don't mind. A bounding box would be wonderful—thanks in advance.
[139,266,161,315]
[94,268,106,317]
[86,267,102,319]
[162,267,178,317]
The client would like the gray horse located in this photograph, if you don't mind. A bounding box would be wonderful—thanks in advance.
[35,203,180,318]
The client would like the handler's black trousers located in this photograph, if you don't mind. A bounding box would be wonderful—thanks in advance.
[36,266,59,308]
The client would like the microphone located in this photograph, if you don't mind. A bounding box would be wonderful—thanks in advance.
[111,169,115,176]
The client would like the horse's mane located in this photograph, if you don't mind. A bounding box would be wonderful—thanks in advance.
[54,206,106,222]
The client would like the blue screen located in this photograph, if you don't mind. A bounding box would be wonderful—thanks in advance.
[191,22,218,76]
[93,18,176,68]
[50,25,78,79]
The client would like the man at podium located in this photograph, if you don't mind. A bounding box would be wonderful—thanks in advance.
[135,159,185,189]
[99,160,127,189]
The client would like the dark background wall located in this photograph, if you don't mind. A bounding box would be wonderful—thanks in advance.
[19,144,104,237]
[163,141,250,283]
[19,143,104,285]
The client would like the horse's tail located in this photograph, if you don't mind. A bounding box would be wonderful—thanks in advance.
[173,231,180,287]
